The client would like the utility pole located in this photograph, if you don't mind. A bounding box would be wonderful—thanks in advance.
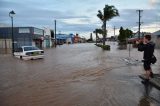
[54,20,57,47]
[95,30,97,45]
[113,26,116,37]
[136,10,143,39]
[9,10,16,56]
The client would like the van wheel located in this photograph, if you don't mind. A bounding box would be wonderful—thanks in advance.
[20,56,22,59]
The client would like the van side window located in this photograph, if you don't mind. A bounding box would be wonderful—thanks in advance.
[18,48,23,52]
[19,48,23,52]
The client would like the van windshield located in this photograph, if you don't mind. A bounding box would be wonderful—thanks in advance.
[24,47,39,51]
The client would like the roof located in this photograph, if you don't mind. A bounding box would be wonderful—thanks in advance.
[152,30,160,36]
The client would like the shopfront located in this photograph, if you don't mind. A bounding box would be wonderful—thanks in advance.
[0,27,44,54]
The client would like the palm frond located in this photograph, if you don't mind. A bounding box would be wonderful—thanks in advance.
[97,10,103,21]
[103,4,119,21]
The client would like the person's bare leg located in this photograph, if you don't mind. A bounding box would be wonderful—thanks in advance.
[141,70,150,84]
[146,70,150,79]
[149,68,153,78]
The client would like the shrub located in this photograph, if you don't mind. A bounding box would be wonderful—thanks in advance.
[101,45,110,50]
[95,44,101,47]
[95,44,110,50]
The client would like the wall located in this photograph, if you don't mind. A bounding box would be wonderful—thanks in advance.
[152,30,160,49]
[44,28,52,48]
[152,36,160,49]
[0,39,12,54]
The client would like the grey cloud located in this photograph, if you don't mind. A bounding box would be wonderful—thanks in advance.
[1,0,159,33]
[142,9,160,24]
[107,9,160,29]
[56,21,98,32]
[0,0,99,33]
[0,0,90,27]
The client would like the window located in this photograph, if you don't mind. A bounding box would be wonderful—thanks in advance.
[15,48,23,52]
[19,28,30,33]
[34,28,43,35]
[24,46,39,51]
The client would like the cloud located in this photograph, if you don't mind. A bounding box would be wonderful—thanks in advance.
[149,0,160,8]
[61,18,90,25]
[149,0,160,5]
[106,9,159,29]
[0,0,160,38]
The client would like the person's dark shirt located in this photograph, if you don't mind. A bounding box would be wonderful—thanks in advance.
[138,41,155,61]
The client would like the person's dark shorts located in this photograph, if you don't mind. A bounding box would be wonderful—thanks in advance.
[143,61,151,70]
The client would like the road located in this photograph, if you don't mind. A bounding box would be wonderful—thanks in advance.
[0,42,160,106]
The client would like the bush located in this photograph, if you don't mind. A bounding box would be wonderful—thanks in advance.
[101,45,110,50]
[95,44,110,50]
[95,44,101,47]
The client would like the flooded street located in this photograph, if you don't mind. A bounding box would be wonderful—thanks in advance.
[0,42,160,106]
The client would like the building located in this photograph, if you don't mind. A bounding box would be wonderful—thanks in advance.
[73,34,80,43]
[43,27,53,48]
[67,34,74,44]
[56,33,74,44]
[0,27,44,53]
[79,37,86,43]
[152,30,160,49]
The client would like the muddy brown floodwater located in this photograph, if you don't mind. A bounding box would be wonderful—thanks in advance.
[0,42,160,106]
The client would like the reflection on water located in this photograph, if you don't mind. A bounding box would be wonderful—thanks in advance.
[139,83,152,106]
[139,96,150,106]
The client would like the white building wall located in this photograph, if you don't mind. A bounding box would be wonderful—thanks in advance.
[43,27,52,48]
[152,30,160,49]
[66,38,72,44]
[32,41,36,47]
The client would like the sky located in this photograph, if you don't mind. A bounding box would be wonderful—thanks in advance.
[0,0,160,38]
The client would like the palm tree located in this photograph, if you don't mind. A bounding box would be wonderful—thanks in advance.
[93,29,103,44]
[97,4,119,45]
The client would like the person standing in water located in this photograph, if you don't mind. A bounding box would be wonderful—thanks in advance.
[136,34,155,83]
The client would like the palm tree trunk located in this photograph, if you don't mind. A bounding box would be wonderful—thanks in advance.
[103,21,106,46]
[96,32,97,45]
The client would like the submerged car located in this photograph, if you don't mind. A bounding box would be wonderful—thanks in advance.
[14,46,44,60]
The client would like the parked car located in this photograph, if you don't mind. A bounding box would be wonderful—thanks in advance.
[14,46,44,60]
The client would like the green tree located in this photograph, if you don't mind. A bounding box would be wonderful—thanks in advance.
[97,4,119,46]
[125,28,133,38]
[118,27,133,42]
[118,27,125,42]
